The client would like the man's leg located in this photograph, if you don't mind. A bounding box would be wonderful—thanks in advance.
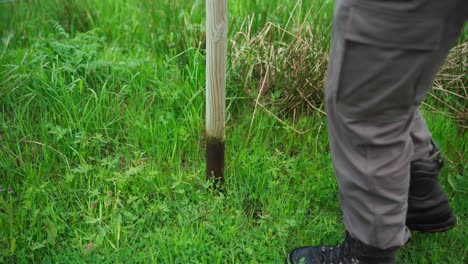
[410,111,433,161]
[326,0,465,249]
[288,0,466,263]
[407,114,456,232]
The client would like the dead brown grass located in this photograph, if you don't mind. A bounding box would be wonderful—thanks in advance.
[230,16,329,121]
[429,41,467,130]
[230,17,467,130]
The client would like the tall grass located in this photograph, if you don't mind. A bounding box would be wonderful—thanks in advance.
[0,0,467,263]
[427,42,468,129]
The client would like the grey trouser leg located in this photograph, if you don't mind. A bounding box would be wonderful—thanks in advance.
[410,110,433,161]
[325,0,467,249]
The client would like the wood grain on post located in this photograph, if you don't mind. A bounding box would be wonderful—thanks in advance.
[206,0,227,185]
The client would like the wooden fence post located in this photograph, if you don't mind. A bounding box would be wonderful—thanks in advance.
[206,0,227,186]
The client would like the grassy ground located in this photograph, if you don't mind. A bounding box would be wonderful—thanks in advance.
[1,0,467,263]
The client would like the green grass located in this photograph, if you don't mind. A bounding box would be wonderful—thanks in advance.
[0,0,467,263]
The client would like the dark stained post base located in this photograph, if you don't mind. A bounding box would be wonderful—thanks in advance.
[206,140,225,187]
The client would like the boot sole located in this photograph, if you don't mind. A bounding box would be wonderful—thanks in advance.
[407,216,456,233]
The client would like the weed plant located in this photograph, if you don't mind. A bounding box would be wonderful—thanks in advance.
[0,0,467,263]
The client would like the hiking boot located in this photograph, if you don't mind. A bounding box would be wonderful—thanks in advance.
[287,232,397,264]
[406,141,456,232]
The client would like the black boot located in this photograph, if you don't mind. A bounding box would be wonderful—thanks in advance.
[406,141,456,232]
[287,233,397,264]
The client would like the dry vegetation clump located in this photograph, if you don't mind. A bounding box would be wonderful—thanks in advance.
[230,17,329,119]
[430,41,468,130]
[231,17,466,130]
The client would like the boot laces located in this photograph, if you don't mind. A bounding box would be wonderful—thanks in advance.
[320,234,361,263]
